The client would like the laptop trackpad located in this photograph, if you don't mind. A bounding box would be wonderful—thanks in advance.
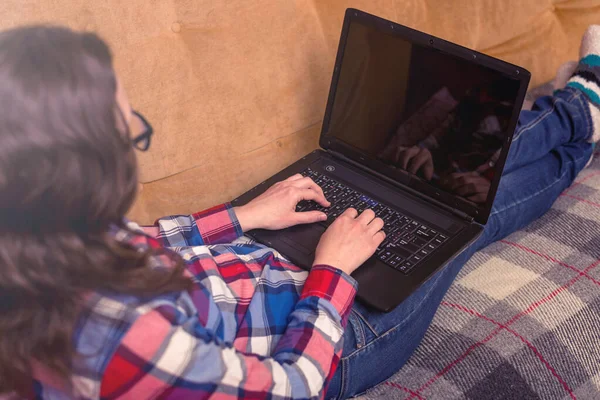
[281,224,326,254]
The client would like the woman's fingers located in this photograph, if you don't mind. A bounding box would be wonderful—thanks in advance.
[292,210,328,225]
[367,216,384,235]
[356,209,376,225]
[285,173,304,182]
[373,230,386,244]
[341,208,359,219]
[289,177,330,206]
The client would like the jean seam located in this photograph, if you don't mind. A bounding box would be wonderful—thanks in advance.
[338,357,348,400]
[349,310,366,348]
[341,272,444,360]
[513,90,578,142]
[490,150,590,217]
[352,309,378,337]
[575,90,594,141]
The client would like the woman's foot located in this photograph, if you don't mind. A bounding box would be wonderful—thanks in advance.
[522,61,577,111]
[555,61,578,89]
[567,25,600,143]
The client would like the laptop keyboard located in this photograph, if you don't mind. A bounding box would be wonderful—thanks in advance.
[297,168,450,275]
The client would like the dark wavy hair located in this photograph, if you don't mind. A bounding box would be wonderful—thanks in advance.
[0,26,192,396]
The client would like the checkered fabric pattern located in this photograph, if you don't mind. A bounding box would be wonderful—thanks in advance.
[357,154,600,399]
[29,204,358,399]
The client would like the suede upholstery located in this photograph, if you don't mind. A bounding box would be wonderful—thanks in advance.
[2,0,600,223]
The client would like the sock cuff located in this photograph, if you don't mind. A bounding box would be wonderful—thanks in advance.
[568,57,600,107]
[569,26,600,143]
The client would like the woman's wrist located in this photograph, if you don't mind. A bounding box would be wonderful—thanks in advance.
[312,257,353,276]
[233,205,257,232]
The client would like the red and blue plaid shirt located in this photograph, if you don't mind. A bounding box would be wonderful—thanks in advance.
[33,203,357,399]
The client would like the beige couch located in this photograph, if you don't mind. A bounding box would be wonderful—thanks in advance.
[3,0,598,224]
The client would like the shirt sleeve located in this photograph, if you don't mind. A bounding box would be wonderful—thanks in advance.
[143,203,244,247]
[100,266,358,400]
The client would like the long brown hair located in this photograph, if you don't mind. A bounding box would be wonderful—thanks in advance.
[0,26,192,396]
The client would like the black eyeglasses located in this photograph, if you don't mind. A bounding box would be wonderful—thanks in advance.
[131,110,153,151]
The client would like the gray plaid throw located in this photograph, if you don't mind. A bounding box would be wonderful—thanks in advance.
[358,153,600,399]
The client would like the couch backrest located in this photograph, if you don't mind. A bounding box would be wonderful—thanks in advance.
[2,0,598,223]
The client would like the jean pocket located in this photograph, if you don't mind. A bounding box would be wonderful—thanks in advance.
[345,308,380,353]
[347,310,365,350]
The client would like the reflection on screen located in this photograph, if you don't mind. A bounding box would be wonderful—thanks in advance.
[328,22,520,205]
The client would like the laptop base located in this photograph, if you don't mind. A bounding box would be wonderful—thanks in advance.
[233,150,483,312]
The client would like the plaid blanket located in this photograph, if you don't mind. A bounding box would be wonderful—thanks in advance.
[357,153,600,399]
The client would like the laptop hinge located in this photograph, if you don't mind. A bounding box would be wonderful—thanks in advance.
[328,150,475,223]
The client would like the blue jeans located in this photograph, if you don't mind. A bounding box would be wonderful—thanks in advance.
[326,88,595,399]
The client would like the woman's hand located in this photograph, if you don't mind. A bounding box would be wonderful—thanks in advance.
[234,174,331,232]
[313,208,385,276]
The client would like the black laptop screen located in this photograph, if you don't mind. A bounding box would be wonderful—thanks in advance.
[326,21,521,208]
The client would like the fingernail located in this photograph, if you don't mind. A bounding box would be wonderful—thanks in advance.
[320,213,327,220]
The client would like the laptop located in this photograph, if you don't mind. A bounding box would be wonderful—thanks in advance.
[232,8,530,312]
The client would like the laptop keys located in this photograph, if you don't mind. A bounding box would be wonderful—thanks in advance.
[297,167,453,275]
[355,201,368,213]
[412,237,429,248]
[296,201,310,212]
[330,205,343,218]
[394,239,419,253]
[379,250,393,262]
[398,260,415,273]
[384,255,404,268]
[415,230,433,241]
[389,247,412,259]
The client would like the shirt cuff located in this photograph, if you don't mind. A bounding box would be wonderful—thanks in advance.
[301,265,358,320]
[192,203,244,245]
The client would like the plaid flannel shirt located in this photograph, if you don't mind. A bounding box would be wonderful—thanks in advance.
[33,203,357,399]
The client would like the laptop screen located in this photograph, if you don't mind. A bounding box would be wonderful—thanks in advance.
[325,18,522,215]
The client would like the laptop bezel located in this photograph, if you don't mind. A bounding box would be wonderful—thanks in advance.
[319,8,531,225]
